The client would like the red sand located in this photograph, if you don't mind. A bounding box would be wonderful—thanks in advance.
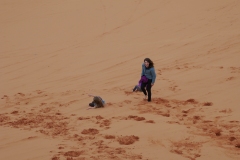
[1,0,240,159]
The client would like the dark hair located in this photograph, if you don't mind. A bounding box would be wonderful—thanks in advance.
[144,58,154,68]
[93,97,104,108]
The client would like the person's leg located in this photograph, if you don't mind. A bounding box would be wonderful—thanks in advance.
[136,86,142,92]
[141,82,148,98]
[146,79,152,102]
[133,85,138,92]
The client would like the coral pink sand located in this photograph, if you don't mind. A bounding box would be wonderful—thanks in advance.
[1,0,240,159]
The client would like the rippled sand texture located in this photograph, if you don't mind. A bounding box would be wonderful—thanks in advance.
[1,0,240,160]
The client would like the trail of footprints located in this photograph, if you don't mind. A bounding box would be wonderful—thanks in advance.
[1,90,240,159]
[0,91,152,160]
[124,92,240,159]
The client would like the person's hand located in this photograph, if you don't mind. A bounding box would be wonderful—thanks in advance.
[151,83,154,86]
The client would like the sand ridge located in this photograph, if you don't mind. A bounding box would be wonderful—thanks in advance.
[1,0,240,160]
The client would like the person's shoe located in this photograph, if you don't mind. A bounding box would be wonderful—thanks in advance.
[89,103,95,107]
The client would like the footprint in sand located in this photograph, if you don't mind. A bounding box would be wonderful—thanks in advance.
[123,100,132,104]
[51,156,60,160]
[58,146,64,150]
[17,93,25,97]
[99,119,111,128]
[219,109,232,113]
[117,135,139,145]
[229,67,240,73]
[63,151,84,157]
[0,114,11,124]
[124,91,132,95]
[11,111,19,114]
[1,95,8,99]
[186,99,199,104]
[128,115,145,121]
[106,102,114,106]
[170,139,202,160]
[210,128,222,136]
[81,128,99,135]
[104,135,116,139]
[146,120,155,123]
[226,76,235,81]
[235,143,240,148]
[78,117,90,120]
[169,85,180,92]
[203,102,213,106]
[35,90,44,94]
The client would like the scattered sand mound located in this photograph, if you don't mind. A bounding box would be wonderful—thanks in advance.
[81,128,99,135]
[64,151,84,157]
[117,135,139,145]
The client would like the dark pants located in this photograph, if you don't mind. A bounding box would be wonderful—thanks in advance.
[141,79,152,101]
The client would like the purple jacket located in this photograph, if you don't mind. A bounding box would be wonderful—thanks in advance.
[139,76,148,86]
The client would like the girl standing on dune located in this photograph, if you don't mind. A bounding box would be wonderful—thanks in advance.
[141,58,156,102]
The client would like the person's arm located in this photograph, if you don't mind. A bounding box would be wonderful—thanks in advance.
[151,68,156,85]
[141,64,145,76]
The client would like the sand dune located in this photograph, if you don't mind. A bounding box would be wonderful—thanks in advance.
[1,0,240,159]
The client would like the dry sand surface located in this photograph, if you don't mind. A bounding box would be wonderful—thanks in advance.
[1,0,240,159]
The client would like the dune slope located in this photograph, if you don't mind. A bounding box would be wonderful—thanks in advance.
[1,0,240,160]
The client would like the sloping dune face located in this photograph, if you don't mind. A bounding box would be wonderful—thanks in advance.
[1,0,240,160]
